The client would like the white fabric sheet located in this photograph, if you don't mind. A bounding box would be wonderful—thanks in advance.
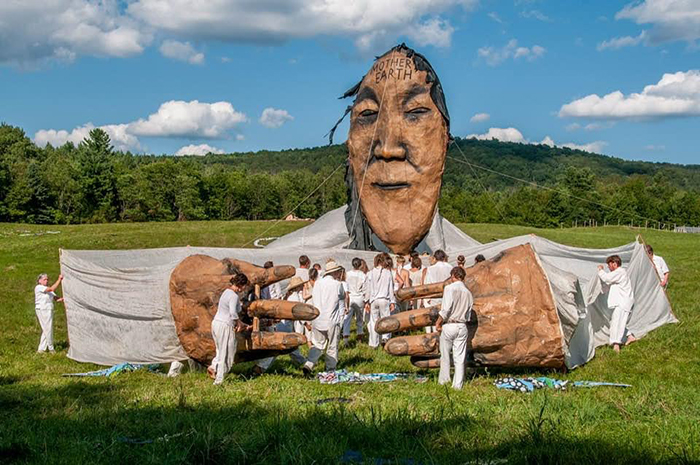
[60,228,676,369]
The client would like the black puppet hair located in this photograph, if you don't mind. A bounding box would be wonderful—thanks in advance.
[326,43,451,145]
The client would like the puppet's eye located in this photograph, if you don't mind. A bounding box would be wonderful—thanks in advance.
[405,107,430,121]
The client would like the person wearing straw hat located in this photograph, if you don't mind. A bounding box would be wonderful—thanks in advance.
[254,276,309,374]
[303,260,346,375]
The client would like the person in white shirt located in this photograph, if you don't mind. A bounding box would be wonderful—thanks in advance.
[343,258,367,344]
[295,255,311,282]
[598,255,635,353]
[435,266,473,390]
[303,261,346,375]
[254,277,309,374]
[261,261,284,300]
[408,257,425,310]
[646,244,670,289]
[422,250,452,332]
[365,253,396,348]
[34,273,64,353]
[208,273,250,385]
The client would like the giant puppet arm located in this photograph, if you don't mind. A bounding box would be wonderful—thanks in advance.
[169,255,318,365]
[378,244,567,369]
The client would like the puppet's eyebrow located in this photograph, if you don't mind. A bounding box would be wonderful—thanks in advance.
[402,84,428,106]
[355,86,379,105]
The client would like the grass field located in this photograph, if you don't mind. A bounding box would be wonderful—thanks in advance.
[1,221,699,464]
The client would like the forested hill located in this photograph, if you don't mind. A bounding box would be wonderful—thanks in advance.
[201,137,700,191]
[2,123,700,227]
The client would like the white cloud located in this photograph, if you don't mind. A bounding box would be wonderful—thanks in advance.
[128,0,477,53]
[520,10,551,21]
[644,144,666,151]
[467,128,607,153]
[470,113,491,123]
[488,12,503,24]
[467,127,527,143]
[34,123,141,152]
[566,123,581,131]
[259,108,294,129]
[0,0,150,66]
[34,99,248,152]
[597,31,648,50]
[559,70,700,120]
[175,144,225,156]
[159,40,204,64]
[477,39,546,66]
[615,0,700,45]
[128,100,247,138]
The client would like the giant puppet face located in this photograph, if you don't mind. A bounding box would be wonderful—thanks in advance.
[346,47,449,255]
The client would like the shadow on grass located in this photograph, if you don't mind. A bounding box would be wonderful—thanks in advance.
[0,380,673,465]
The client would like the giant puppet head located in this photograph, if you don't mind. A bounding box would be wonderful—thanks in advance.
[340,44,450,255]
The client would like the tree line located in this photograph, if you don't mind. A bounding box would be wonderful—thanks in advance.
[1,124,699,228]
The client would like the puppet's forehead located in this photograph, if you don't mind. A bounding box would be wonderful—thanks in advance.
[360,51,429,88]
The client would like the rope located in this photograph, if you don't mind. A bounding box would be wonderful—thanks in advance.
[446,144,666,227]
[451,140,508,222]
[242,162,345,248]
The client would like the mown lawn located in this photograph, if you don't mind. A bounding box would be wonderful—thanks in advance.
[1,221,698,464]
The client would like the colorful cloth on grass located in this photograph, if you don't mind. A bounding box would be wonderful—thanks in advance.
[494,377,632,393]
[63,362,160,377]
[318,370,428,385]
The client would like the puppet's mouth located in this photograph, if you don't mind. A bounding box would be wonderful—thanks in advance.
[372,182,411,190]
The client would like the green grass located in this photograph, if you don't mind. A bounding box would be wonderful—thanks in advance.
[1,221,699,464]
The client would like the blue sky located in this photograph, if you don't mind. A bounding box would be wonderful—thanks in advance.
[1,0,698,164]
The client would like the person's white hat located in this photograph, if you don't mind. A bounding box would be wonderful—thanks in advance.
[323,260,343,276]
[286,276,305,293]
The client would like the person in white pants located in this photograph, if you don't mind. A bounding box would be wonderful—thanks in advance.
[303,261,346,375]
[343,258,367,344]
[422,250,452,333]
[365,253,396,348]
[598,255,635,353]
[254,277,309,374]
[34,273,63,353]
[646,244,670,289]
[208,273,250,385]
[435,266,473,390]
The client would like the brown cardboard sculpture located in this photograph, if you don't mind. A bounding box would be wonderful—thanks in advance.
[169,255,317,365]
[379,244,566,369]
[345,44,450,254]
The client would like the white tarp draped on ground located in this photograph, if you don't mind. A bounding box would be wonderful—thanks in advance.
[60,228,676,368]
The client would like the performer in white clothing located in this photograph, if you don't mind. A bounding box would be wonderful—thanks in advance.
[598,255,635,353]
[435,266,473,390]
[208,273,250,385]
[343,258,367,344]
[365,253,396,348]
[646,244,670,289]
[295,255,311,282]
[34,273,63,353]
[422,250,452,332]
[303,261,346,374]
[261,261,284,300]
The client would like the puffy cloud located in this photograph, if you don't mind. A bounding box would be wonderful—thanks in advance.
[34,99,248,152]
[0,0,150,66]
[128,0,477,52]
[477,39,546,66]
[128,100,247,138]
[597,31,648,50]
[159,40,204,64]
[559,70,700,120]
[175,143,225,156]
[34,123,141,152]
[615,0,700,45]
[520,10,551,22]
[466,127,527,143]
[467,128,607,153]
[259,108,294,129]
[470,113,491,123]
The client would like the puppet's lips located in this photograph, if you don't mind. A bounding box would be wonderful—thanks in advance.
[372,182,411,190]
